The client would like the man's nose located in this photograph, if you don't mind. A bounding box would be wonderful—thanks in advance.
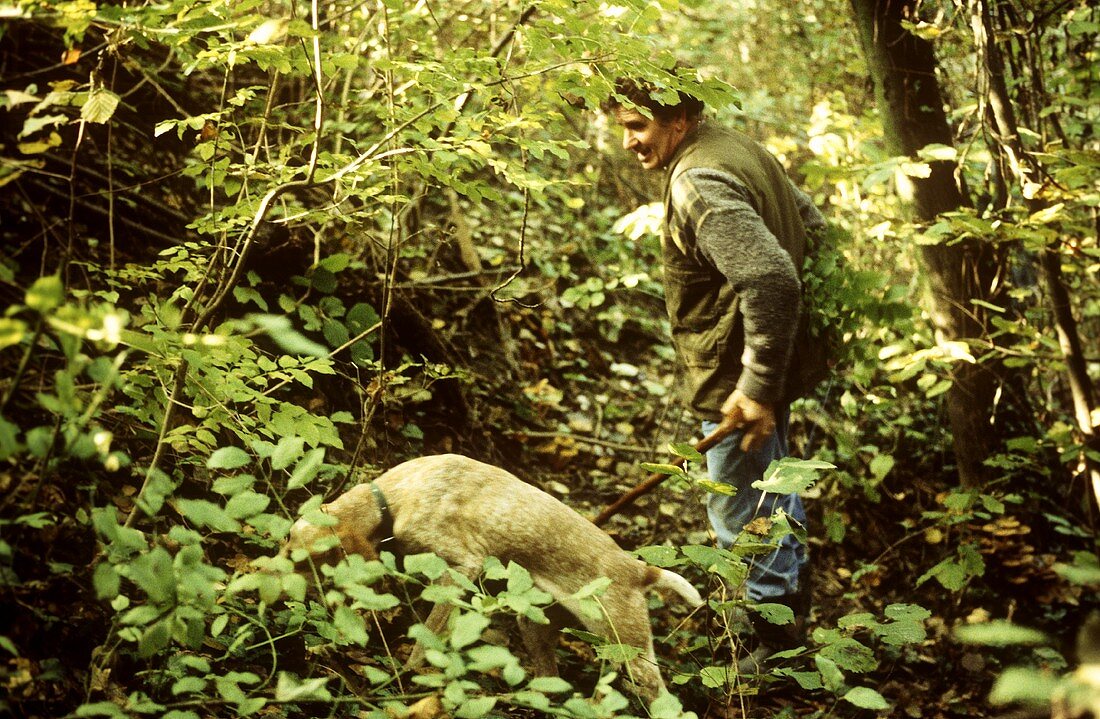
[622,130,636,151]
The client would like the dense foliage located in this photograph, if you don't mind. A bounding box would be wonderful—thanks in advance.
[0,0,1097,718]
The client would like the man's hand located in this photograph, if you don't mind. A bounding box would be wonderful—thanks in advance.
[717,390,776,453]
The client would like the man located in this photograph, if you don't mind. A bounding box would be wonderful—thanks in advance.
[605,79,826,660]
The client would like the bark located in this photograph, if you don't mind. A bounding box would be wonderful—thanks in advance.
[849,0,1011,486]
[971,0,1099,503]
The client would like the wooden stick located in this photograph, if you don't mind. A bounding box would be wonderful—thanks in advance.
[592,425,731,526]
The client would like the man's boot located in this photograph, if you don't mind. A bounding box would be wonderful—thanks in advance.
[736,577,811,675]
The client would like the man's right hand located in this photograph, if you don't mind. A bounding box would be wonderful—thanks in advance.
[717,389,776,453]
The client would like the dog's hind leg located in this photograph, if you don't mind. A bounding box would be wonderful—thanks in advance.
[517,616,560,677]
[573,588,666,702]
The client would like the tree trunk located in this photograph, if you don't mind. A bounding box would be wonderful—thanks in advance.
[970,0,1099,505]
[849,0,1009,486]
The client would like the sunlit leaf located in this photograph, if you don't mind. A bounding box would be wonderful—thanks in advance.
[25,275,63,312]
[989,667,1058,706]
[955,621,1049,646]
[843,686,890,710]
[80,88,120,123]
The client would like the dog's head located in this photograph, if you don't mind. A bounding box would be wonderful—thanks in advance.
[278,487,385,573]
[280,514,348,572]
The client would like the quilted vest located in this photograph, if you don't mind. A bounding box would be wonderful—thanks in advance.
[661,122,810,420]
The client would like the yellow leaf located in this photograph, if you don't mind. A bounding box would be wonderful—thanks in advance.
[18,132,62,154]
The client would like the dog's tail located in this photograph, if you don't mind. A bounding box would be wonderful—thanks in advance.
[646,566,704,608]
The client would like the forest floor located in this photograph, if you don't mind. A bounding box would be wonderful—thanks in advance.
[505,417,1096,719]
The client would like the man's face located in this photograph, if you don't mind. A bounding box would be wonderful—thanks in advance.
[613,107,690,171]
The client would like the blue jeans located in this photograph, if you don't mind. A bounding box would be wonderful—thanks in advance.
[703,408,808,601]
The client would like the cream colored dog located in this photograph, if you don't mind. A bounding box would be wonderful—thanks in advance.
[283,453,702,701]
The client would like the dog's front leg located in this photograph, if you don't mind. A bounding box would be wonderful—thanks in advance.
[404,567,479,670]
[404,600,454,669]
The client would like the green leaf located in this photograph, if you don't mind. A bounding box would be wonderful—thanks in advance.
[784,669,824,690]
[595,642,644,662]
[753,602,795,625]
[954,621,1049,647]
[248,314,329,357]
[1028,202,1066,225]
[526,676,572,693]
[286,448,325,490]
[649,691,687,719]
[639,462,687,477]
[212,474,255,496]
[573,576,612,599]
[819,637,877,673]
[884,603,932,622]
[877,619,927,646]
[138,618,171,657]
[696,479,737,496]
[843,686,890,710]
[274,673,332,702]
[869,453,894,482]
[1054,552,1100,586]
[75,701,129,718]
[120,605,162,626]
[451,612,490,649]
[19,114,66,140]
[814,654,845,692]
[93,562,120,600]
[632,545,680,567]
[26,275,64,312]
[126,547,175,604]
[171,677,207,696]
[916,143,957,161]
[455,696,497,719]
[280,573,307,603]
[404,553,448,580]
[270,436,305,470]
[225,491,270,520]
[207,446,251,470]
[344,585,399,611]
[176,499,241,532]
[333,605,368,645]
[753,457,835,494]
[699,665,734,688]
[0,318,28,350]
[989,666,1059,706]
[81,88,120,123]
[668,441,703,463]
[136,468,177,517]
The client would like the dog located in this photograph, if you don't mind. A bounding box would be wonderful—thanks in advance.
[281,453,703,702]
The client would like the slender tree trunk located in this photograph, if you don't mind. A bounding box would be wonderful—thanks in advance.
[970,0,1099,505]
[850,0,1009,486]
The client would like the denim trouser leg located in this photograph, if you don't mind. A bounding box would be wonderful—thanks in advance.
[703,408,807,601]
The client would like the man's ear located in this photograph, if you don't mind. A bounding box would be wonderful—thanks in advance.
[669,109,693,133]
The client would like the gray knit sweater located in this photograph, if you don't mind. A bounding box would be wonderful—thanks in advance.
[669,168,826,403]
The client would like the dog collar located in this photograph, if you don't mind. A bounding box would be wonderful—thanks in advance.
[370,482,396,544]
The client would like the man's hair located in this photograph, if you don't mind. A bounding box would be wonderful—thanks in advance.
[603,76,705,123]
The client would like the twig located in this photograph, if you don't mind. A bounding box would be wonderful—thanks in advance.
[0,317,45,415]
[592,425,731,526]
[490,187,538,307]
[124,361,187,529]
